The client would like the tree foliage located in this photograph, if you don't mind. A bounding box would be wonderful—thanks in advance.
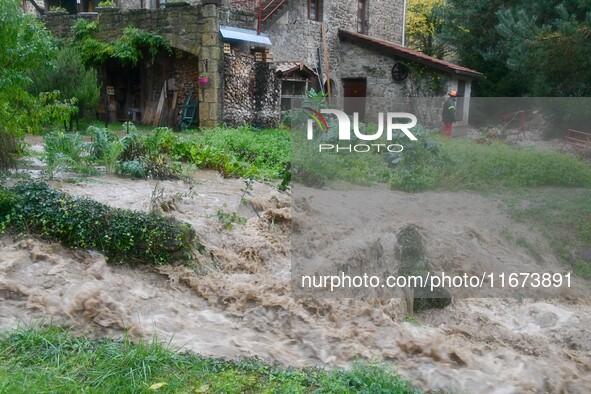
[497,1,591,96]
[405,0,445,58]
[438,0,527,97]
[440,0,591,97]
[0,0,75,169]
[29,45,101,130]
[72,19,173,67]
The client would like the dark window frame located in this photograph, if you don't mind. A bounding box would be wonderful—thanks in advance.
[308,0,321,21]
[358,0,368,34]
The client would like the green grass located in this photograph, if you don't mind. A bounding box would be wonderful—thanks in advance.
[0,326,420,394]
[503,188,591,276]
[388,137,591,192]
[439,139,591,190]
[292,130,591,191]
[27,122,591,192]
[182,126,291,180]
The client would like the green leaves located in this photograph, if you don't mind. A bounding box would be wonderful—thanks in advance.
[497,1,591,96]
[0,0,75,147]
[71,21,173,67]
[1,182,199,265]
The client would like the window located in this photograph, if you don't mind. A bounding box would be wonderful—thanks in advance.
[308,0,321,21]
[358,0,368,34]
[281,80,308,111]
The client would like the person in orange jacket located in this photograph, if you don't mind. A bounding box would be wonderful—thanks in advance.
[442,91,457,137]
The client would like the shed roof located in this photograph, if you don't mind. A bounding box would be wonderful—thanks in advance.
[338,30,483,78]
[274,61,318,77]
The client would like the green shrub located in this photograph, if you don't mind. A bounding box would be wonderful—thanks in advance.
[29,45,100,129]
[119,131,148,162]
[573,260,591,280]
[117,160,146,178]
[1,182,198,265]
[116,131,182,179]
[88,126,118,160]
[183,127,290,179]
[43,131,89,178]
[145,127,179,155]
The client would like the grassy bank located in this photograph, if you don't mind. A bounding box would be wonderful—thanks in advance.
[0,326,420,394]
[388,137,591,192]
[292,129,591,191]
[503,188,591,278]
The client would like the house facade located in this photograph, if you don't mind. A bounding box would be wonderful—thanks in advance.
[27,0,480,128]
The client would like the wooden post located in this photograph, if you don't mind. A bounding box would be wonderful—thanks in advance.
[321,22,331,98]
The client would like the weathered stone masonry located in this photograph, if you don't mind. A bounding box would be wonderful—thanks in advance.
[41,5,220,128]
[267,0,405,96]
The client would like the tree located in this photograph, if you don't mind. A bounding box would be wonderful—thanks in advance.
[405,0,445,58]
[30,45,101,131]
[439,0,591,97]
[0,0,75,169]
[497,1,591,96]
[438,0,529,97]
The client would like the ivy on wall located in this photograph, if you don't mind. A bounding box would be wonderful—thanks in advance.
[402,62,446,97]
[71,19,172,66]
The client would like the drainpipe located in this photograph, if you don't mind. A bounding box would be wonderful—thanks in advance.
[401,0,407,46]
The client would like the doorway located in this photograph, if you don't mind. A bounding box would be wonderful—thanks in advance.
[342,78,366,121]
[456,79,466,122]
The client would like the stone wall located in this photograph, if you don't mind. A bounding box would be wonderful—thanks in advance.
[223,44,280,127]
[42,6,204,55]
[42,5,227,127]
[338,40,452,126]
[267,0,405,93]
[338,40,406,98]
[266,2,322,66]
[368,0,404,44]
[218,7,257,30]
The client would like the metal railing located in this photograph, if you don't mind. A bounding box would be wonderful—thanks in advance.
[230,0,288,34]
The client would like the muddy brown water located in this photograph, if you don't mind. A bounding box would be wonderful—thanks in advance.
[1,172,590,393]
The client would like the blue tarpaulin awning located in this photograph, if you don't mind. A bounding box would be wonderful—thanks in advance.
[220,26,272,46]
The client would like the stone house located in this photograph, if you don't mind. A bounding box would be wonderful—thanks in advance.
[27,0,481,128]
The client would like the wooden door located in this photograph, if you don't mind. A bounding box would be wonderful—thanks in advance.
[342,78,367,121]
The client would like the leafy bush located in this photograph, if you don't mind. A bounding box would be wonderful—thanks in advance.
[145,127,178,155]
[29,45,100,130]
[183,126,291,179]
[119,131,148,162]
[72,21,172,67]
[388,139,449,192]
[117,131,182,179]
[117,160,146,178]
[88,126,118,160]
[43,131,89,178]
[97,0,116,6]
[0,182,199,265]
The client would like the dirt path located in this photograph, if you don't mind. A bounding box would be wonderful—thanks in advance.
[1,173,591,393]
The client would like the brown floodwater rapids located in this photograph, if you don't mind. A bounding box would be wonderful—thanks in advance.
[1,172,590,393]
